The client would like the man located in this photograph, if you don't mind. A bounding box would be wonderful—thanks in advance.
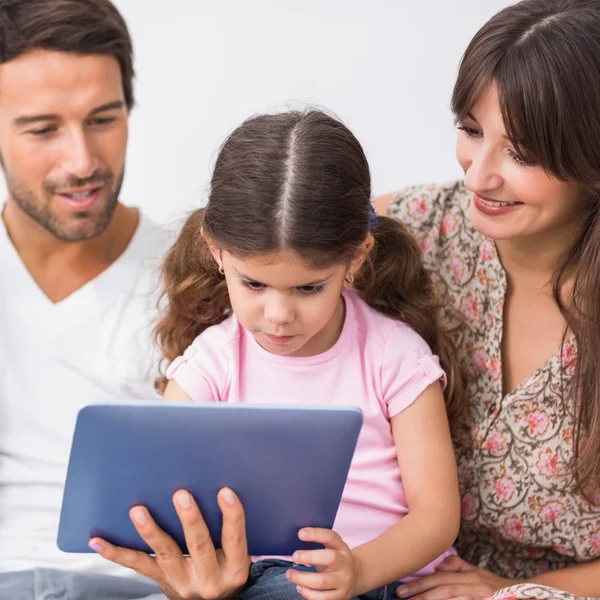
[0,0,169,597]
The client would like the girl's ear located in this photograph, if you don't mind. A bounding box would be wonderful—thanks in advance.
[201,227,222,265]
[349,234,375,274]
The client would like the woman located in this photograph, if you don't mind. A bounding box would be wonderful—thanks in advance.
[374,1,600,599]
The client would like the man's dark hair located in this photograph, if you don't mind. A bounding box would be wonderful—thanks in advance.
[0,0,135,108]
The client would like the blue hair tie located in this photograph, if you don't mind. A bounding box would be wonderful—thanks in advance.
[369,204,378,230]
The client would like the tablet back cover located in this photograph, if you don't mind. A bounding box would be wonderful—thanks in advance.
[57,403,362,556]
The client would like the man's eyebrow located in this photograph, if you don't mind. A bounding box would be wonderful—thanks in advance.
[13,100,126,126]
[89,100,125,116]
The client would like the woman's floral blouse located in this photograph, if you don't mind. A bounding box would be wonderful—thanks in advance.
[388,181,600,600]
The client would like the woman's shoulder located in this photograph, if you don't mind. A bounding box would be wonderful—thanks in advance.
[378,180,469,231]
[374,180,481,272]
[374,179,469,211]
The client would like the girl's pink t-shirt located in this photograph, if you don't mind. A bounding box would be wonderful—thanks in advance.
[167,290,454,578]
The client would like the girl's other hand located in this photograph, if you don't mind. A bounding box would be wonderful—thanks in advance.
[89,487,251,600]
[286,528,361,600]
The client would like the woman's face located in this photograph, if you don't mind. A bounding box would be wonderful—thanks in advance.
[455,83,583,243]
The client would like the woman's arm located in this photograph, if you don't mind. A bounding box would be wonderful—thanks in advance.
[527,558,600,598]
[350,381,461,592]
[372,193,395,216]
[394,550,600,599]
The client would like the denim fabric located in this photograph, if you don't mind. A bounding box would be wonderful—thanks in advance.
[0,569,164,600]
[237,559,401,600]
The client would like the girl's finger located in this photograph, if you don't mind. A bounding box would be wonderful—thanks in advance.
[295,584,343,600]
[298,528,344,549]
[286,568,343,593]
[292,548,338,569]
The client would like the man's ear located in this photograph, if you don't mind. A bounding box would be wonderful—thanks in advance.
[201,227,222,265]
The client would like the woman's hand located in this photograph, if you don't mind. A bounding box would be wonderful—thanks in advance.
[89,487,251,600]
[395,556,517,600]
[286,528,361,600]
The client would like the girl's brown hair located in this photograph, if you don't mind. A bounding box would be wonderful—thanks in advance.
[155,110,463,418]
[452,0,600,493]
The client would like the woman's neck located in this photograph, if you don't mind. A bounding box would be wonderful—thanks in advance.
[495,225,580,291]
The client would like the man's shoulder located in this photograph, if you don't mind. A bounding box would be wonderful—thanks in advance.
[131,211,175,262]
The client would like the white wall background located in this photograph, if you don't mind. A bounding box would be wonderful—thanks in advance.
[113,0,513,225]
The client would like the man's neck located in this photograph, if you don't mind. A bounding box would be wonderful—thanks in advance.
[2,200,139,303]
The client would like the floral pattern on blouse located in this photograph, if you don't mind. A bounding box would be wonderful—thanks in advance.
[489,584,591,600]
[388,181,600,600]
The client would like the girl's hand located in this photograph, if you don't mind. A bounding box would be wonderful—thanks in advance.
[395,556,517,600]
[89,488,251,600]
[286,528,361,600]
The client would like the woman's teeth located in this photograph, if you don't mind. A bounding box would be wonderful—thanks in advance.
[480,197,521,207]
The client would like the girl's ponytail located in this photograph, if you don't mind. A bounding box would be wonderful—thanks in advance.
[354,215,465,419]
[154,208,231,392]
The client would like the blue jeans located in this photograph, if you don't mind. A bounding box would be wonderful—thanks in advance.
[0,569,165,600]
[238,559,401,600]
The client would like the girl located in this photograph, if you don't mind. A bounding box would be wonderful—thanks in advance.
[155,110,462,600]
[107,109,464,600]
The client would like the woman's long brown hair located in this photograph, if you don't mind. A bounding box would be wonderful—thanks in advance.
[452,0,600,495]
[155,110,464,419]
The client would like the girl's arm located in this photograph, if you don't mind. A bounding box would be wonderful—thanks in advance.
[351,381,461,593]
[163,379,193,401]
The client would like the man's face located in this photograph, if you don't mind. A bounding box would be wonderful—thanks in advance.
[0,50,129,241]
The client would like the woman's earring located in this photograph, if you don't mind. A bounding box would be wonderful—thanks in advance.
[219,264,225,276]
[345,272,354,285]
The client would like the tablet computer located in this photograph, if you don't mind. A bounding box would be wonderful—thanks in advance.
[57,402,362,556]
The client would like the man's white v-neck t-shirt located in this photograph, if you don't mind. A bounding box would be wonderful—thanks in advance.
[0,211,169,577]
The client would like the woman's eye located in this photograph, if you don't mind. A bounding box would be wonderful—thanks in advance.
[457,124,480,137]
[507,149,536,167]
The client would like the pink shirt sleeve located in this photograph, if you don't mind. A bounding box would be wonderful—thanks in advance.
[381,323,446,419]
[165,322,234,403]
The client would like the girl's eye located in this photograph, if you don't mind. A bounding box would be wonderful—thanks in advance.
[297,285,324,295]
[241,279,265,291]
[507,148,536,167]
[457,124,480,137]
